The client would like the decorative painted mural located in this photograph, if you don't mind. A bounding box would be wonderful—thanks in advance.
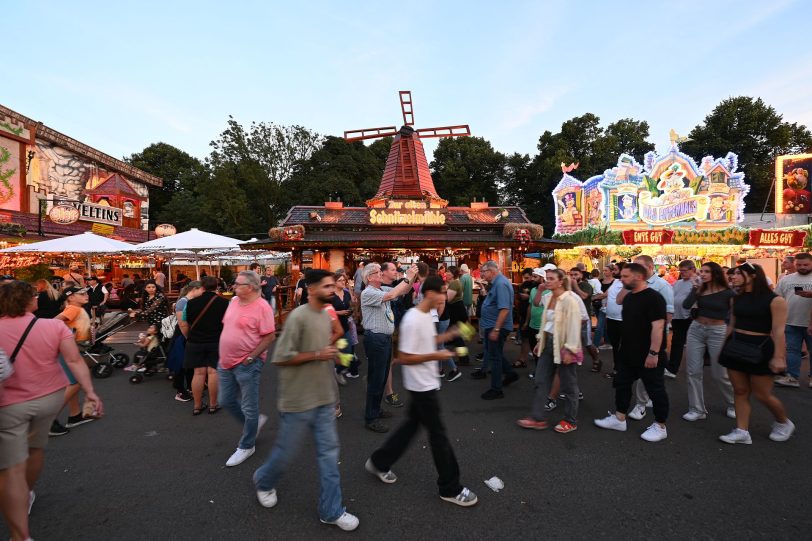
[0,135,21,210]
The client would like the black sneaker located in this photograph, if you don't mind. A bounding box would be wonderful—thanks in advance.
[470,369,487,380]
[447,370,462,382]
[65,414,94,428]
[481,389,504,400]
[365,421,389,433]
[49,420,69,437]
[544,398,557,411]
[502,372,519,387]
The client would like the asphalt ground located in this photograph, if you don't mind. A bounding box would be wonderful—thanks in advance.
[4,328,812,541]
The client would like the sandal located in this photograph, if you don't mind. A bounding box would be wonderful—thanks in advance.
[208,405,221,415]
[512,360,527,368]
[193,408,204,416]
[591,359,602,373]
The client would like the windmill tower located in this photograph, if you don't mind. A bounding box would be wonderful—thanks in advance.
[344,91,470,208]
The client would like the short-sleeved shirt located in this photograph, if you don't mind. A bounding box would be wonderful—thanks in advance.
[574,280,594,317]
[218,297,276,370]
[174,296,188,315]
[183,291,229,344]
[647,275,675,314]
[296,278,309,305]
[271,304,338,412]
[59,304,90,342]
[0,314,72,407]
[361,285,395,335]
[605,280,624,321]
[528,287,550,329]
[261,276,279,300]
[460,274,473,306]
[480,273,514,330]
[619,288,667,365]
[447,279,463,304]
[518,279,535,316]
[398,308,440,392]
[775,272,812,327]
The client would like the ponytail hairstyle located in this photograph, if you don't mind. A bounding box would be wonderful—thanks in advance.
[545,268,572,292]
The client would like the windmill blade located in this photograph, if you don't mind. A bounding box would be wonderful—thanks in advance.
[344,126,399,142]
[415,125,471,139]
[400,91,414,126]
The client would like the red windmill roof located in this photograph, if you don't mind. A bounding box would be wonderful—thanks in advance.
[84,173,146,201]
[367,127,447,207]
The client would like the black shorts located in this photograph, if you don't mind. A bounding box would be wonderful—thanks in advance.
[184,341,219,369]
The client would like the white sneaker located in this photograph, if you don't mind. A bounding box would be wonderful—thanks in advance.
[774,375,800,388]
[226,447,255,467]
[719,428,752,445]
[664,369,677,379]
[365,458,397,484]
[682,411,707,422]
[256,488,278,508]
[594,413,627,432]
[726,407,737,419]
[769,419,795,442]
[321,511,360,531]
[640,423,668,442]
[628,404,647,421]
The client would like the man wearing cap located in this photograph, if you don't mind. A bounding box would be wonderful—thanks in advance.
[459,264,473,318]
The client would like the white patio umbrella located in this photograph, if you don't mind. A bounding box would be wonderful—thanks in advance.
[0,231,135,273]
[129,228,244,279]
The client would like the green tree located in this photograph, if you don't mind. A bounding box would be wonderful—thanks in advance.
[124,143,208,221]
[430,136,506,206]
[680,97,812,212]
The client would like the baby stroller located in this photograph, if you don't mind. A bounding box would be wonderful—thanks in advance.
[80,311,132,378]
[128,334,169,385]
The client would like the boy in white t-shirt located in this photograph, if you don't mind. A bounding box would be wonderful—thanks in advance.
[364,275,478,507]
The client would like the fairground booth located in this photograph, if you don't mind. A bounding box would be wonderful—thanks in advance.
[248,91,564,284]
[0,104,163,279]
[550,140,811,282]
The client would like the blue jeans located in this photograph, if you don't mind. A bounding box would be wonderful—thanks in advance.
[484,328,513,391]
[785,324,812,378]
[594,311,607,347]
[364,332,392,423]
[253,404,345,522]
[218,361,263,449]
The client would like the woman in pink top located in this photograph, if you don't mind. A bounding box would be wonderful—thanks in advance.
[0,280,104,541]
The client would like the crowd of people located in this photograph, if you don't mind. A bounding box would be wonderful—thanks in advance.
[1,252,806,537]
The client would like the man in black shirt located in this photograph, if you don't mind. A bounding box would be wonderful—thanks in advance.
[294,268,310,306]
[85,276,108,323]
[594,263,669,442]
[179,276,230,415]
[260,267,280,312]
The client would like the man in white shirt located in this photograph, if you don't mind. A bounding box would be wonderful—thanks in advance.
[775,252,812,387]
[364,275,478,508]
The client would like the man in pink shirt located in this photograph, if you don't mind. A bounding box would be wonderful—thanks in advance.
[218,270,276,467]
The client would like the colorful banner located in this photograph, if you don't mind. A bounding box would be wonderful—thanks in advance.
[621,230,675,245]
[748,229,807,248]
[775,154,812,214]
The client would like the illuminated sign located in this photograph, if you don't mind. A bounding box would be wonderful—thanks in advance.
[552,144,749,234]
[91,223,115,236]
[775,154,812,214]
[748,229,807,248]
[621,230,675,245]
[48,204,80,225]
[369,209,447,225]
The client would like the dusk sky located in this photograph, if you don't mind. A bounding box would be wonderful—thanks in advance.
[6,0,810,163]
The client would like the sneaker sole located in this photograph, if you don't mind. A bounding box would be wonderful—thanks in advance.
[48,430,69,437]
[440,494,478,507]
[719,436,752,444]
[226,449,255,467]
[65,419,94,428]
[447,373,462,382]
[516,421,549,430]
[319,518,359,531]
[365,458,397,484]
[554,425,578,433]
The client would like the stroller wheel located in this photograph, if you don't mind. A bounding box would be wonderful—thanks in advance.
[111,353,130,368]
[92,363,113,379]
[129,374,144,384]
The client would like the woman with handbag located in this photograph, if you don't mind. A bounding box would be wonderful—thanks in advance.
[0,281,104,541]
[516,268,583,433]
[681,262,736,421]
[718,263,794,444]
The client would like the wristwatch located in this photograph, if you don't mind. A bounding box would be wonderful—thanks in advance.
[245,356,255,364]
[648,350,658,356]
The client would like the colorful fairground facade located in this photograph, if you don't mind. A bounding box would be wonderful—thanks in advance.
[551,140,810,282]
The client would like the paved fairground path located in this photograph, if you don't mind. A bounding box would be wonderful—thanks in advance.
[5,326,811,540]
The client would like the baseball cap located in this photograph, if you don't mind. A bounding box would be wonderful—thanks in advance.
[532,268,545,277]
[63,287,89,297]
[541,263,557,271]
[459,264,469,273]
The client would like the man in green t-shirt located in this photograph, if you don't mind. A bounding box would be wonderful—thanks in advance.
[253,269,359,532]
[459,264,474,315]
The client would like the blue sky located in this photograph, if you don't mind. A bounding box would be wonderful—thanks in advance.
[5,0,810,164]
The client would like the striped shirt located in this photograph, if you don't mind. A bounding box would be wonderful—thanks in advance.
[361,285,395,335]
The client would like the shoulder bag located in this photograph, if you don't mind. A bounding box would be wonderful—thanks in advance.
[0,317,38,384]
[720,334,769,365]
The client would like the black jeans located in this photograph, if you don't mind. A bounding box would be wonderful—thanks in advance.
[606,318,623,370]
[370,390,462,498]
[613,362,670,423]
[667,318,692,374]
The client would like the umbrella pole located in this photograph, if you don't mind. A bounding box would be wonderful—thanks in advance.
[168,261,172,292]
[87,254,92,279]
[195,252,200,280]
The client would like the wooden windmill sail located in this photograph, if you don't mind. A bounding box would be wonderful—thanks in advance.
[344,91,470,208]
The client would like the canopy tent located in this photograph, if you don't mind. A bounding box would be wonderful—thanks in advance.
[0,231,135,273]
[129,228,244,279]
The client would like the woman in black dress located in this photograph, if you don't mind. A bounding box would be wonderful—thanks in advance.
[135,281,169,329]
[719,263,794,444]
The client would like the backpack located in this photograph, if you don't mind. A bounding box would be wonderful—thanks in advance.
[161,314,177,340]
